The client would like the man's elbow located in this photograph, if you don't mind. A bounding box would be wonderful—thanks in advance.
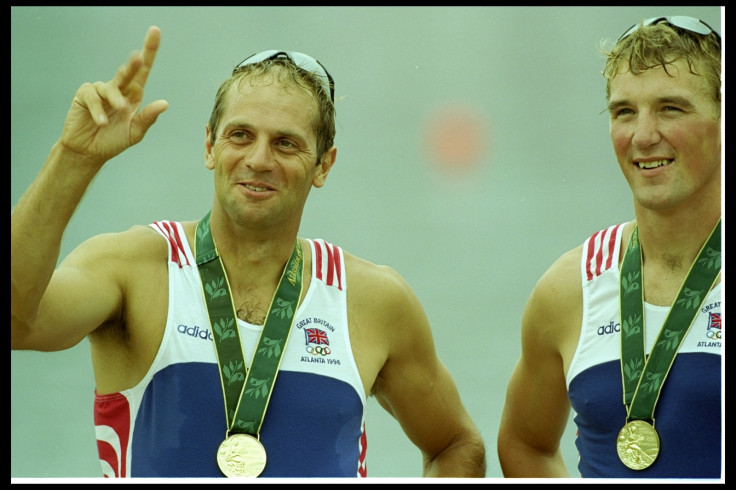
[423,427,487,477]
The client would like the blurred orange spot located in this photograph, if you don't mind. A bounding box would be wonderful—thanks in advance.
[423,103,490,172]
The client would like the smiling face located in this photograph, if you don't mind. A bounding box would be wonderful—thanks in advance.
[608,59,721,214]
[205,71,336,233]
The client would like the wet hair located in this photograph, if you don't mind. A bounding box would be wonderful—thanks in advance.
[601,20,721,108]
[207,57,336,163]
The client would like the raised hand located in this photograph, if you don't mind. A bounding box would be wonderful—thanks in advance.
[59,26,169,166]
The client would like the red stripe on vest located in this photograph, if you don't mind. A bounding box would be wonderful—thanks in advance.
[94,392,131,477]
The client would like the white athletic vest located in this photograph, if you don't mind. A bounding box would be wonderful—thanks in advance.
[567,223,722,478]
[94,220,367,478]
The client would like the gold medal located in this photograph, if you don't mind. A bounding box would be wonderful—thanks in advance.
[217,433,267,478]
[616,420,660,470]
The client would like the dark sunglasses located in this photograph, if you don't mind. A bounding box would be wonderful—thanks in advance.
[618,16,721,45]
[234,50,335,103]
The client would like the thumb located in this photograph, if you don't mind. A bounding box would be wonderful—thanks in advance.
[131,99,169,144]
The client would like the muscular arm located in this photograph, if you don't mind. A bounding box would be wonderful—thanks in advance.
[363,265,486,477]
[497,248,583,477]
[11,26,167,351]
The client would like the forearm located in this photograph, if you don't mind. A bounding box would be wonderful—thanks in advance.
[11,142,102,330]
[422,432,487,478]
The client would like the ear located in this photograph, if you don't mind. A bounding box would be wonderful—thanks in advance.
[204,125,215,170]
[312,146,337,188]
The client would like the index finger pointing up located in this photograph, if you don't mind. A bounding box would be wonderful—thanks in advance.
[140,26,162,69]
[116,26,161,100]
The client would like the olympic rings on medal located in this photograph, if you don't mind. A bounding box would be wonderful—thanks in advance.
[306,345,331,355]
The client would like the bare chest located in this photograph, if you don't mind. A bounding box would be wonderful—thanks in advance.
[643,267,692,307]
[231,274,314,326]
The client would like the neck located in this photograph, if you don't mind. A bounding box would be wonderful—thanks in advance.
[633,170,722,269]
[208,208,298,287]
[635,208,721,272]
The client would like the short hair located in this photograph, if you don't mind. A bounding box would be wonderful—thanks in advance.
[207,58,336,163]
[601,19,721,107]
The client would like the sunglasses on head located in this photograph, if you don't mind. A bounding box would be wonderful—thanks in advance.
[618,16,721,45]
[234,50,335,103]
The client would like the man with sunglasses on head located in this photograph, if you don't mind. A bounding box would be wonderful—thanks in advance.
[497,16,722,479]
[11,26,486,478]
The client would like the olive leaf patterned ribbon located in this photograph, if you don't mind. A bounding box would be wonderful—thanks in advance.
[619,219,721,421]
[195,211,304,436]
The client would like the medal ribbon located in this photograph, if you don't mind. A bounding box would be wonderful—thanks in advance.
[619,219,721,421]
[195,211,303,436]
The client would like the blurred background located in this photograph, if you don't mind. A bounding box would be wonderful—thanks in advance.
[11,6,723,481]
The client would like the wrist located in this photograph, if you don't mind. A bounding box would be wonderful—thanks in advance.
[50,140,108,174]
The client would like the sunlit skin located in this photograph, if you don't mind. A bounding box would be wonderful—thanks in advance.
[608,59,721,217]
[205,77,335,244]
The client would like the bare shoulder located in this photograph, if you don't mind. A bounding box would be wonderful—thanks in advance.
[527,220,633,344]
[523,244,584,374]
[341,250,420,332]
[62,223,169,268]
[340,250,429,397]
[532,245,584,308]
[343,251,411,299]
[342,250,424,328]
